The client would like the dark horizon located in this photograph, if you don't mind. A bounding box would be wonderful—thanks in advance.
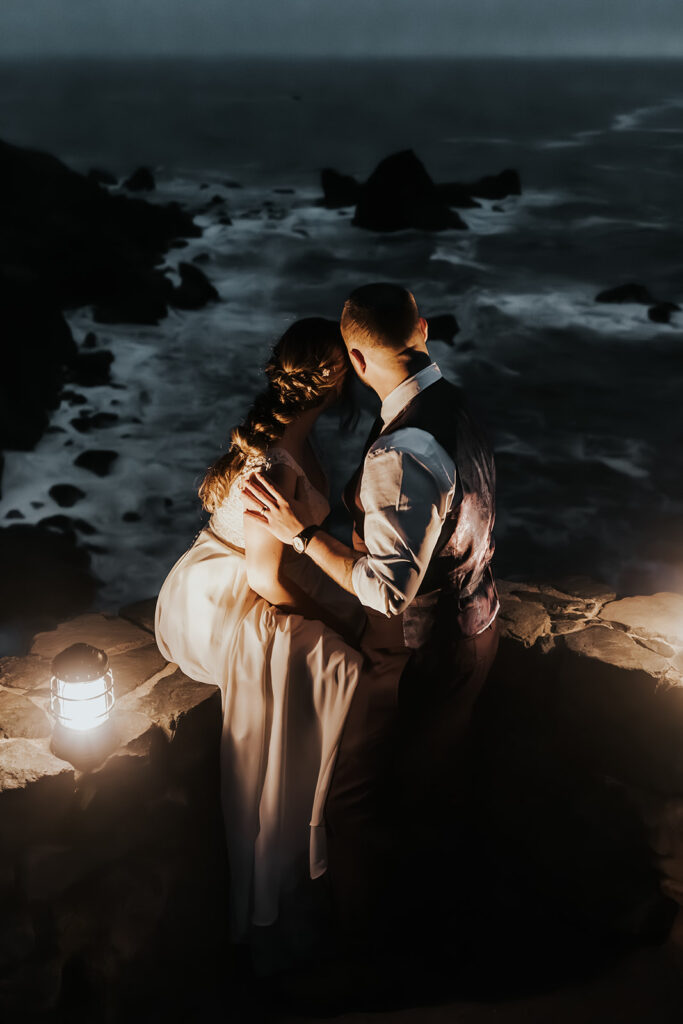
[4,52,683,62]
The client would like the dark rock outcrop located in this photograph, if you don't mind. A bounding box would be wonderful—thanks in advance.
[0,524,100,656]
[648,302,679,325]
[437,170,521,207]
[73,450,118,477]
[426,313,460,346]
[0,139,199,322]
[0,137,212,495]
[320,168,361,209]
[595,282,657,305]
[321,150,522,227]
[87,167,117,187]
[49,485,86,508]
[122,166,155,191]
[171,263,219,310]
[595,283,680,323]
[462,167,522,200]
[468,581,683,946]
[64,350,114,388]
[352,150,468,232]
[0,277,77,453]
[70,412,119,433]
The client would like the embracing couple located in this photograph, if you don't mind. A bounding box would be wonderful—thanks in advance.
[154,282,500,966]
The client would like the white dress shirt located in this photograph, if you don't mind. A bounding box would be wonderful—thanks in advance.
[351,362,458,618]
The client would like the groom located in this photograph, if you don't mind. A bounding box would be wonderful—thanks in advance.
[243,283,499,944]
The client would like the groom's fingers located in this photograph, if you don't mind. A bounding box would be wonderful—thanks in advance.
[242,477,276,508]
[241,484,271,512]
[249,471,282,506]
[244,509,269,525]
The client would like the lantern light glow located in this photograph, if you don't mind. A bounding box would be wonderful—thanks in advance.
[50,643,115,732]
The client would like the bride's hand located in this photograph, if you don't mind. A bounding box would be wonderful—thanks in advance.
[242,469,323,544]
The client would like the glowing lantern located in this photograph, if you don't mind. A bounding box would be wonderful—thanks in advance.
[50,643,115,733]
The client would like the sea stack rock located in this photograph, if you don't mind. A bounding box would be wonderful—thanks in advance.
[595,282,657,305]
[320,168,361,209]
[352,150,468,232]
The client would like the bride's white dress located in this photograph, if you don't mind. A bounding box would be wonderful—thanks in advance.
[154,447,363,941]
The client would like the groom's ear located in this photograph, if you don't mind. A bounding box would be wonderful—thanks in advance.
[418,316,428,342]
[348,347,366,376]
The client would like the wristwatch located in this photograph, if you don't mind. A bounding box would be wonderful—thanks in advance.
[292,525,320,554]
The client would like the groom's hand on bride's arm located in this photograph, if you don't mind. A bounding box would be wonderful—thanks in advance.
[241,469,361,595]
[241,470,319,542]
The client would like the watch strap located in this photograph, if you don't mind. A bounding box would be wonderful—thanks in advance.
[296,524,320,551]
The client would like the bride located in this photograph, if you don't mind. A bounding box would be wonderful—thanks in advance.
[154,318,365,953]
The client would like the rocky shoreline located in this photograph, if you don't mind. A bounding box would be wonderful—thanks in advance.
[0,139,220,652]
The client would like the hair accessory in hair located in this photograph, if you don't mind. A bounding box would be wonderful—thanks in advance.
[322,368,330,377]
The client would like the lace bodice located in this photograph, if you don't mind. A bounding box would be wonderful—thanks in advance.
[209,446,330,549]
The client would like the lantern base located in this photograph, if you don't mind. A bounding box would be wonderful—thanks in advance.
[50,718,118,770]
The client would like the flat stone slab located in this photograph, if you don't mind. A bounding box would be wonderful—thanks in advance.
[134,668,220,740]
[0,689,51,739]
[118,597,157,636]
[599,593,683,647]
[31,613,152,661]
[498,595,551,647]
[0,655,52,692]
[108,642,168,698]
[0,739,73,792]
[563,625,671,678]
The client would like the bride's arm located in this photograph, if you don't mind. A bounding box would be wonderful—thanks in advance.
[243,463,358,643]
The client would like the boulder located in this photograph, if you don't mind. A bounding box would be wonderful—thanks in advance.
[73,450,119,477]
[462,167,521,200]
[39,515,96,536]
[595,282,657,304]
[70,412,119,433]
[320,168,361,208]
[49,485,86,508]
[170,263,219,311]
[426,313,460,345]
[352,150,468,232]
[648,302,679,324]
[322,153,522,221]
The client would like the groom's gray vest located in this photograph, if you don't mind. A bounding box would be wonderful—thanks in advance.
[343,376,498,647]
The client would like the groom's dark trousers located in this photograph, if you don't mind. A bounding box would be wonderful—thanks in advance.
[324,610,499,952]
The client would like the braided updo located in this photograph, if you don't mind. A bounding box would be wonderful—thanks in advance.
[198,317,348,513]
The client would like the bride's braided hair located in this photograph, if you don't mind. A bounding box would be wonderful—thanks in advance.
[198,318,348,513]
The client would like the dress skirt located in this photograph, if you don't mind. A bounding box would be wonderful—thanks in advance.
[154,524,362,941]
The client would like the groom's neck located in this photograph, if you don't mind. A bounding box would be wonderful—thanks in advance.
[372,347,432,403]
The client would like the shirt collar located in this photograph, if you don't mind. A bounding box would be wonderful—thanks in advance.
[380,361,442,426]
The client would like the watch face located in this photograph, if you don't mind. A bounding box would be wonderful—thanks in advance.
[292,536,305,554]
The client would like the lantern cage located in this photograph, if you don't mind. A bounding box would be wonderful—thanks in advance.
[50,642,116,732]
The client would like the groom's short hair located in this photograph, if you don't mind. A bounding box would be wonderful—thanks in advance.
[341,283,420,350]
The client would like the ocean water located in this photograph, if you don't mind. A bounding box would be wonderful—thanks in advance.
[1,56,682,623]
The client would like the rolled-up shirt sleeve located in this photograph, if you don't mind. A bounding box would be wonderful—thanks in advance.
[351,429,457,617]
